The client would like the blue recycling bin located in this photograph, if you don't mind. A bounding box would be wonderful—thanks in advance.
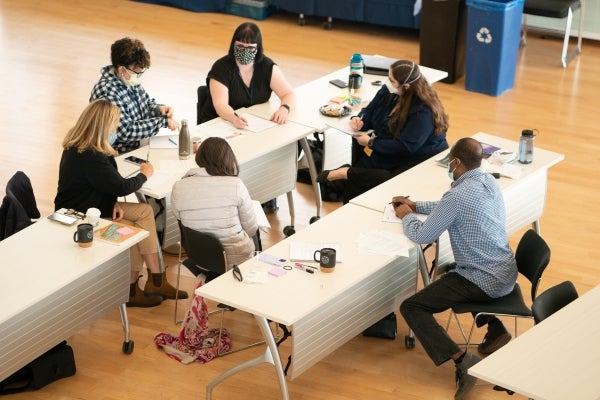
[465,0,524,96]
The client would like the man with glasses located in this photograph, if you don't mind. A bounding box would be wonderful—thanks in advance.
[90,37,179,154]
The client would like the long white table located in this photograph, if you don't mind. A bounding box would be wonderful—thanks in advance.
[196,203,424,399]
[116,116,315,249]
[350,132,565,278]
[0,217,148,380]
[469,284,600,400]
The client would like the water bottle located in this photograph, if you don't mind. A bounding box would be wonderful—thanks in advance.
[348,53,364,106]
[518,129,536,164]
[178,119,190,160]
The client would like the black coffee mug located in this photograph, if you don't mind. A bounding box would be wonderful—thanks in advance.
[314,247,336,272]
[73,223,94,248]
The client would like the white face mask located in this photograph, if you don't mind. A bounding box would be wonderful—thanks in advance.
[447,159,457,181]
[109,130,118,145]
[123,73,142,87]
[384,79,398,94]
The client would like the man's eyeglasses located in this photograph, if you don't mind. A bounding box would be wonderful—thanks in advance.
[64,209,86,220]
[125,66,147,78]
[232,265,243,282]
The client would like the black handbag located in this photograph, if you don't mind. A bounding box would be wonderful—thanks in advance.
[362,312,397,340]
[0,341,76,394]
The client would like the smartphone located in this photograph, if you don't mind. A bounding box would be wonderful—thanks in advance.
[48,212,78,226]
[329,79,348,88]
[124,155,146,165]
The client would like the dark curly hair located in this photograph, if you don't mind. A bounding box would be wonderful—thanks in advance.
[110,37,151,69]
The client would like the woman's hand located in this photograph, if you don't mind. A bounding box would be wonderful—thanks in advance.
[350,116,364,131]
[112,203,124,221]
[232,113,248,129]
[270,106,289,124]
[139,162,154,178]
[354,133,370,147]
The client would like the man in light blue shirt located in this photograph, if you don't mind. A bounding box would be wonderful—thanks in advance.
[394,137,517,400]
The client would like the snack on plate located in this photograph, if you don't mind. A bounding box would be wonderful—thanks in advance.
[319,104,351,118]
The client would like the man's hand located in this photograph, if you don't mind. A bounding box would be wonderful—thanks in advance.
[159,105,174,118]
[393,203,413,219]
[391,195,415,211]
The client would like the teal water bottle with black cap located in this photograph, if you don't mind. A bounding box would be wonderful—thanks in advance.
[348,53,364,106]
[518,129,536,164]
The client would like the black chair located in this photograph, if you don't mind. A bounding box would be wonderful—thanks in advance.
[522,0,584,67]
[448,229,551,350]
[0,171,40,240]
[532,280,578,324]
[174,220,266,356]
[196,85,209,125]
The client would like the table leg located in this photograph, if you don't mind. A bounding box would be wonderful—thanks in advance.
[206,315,289,400]
[299,136,322,221]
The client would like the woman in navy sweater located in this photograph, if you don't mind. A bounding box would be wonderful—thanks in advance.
[318,60,449,203]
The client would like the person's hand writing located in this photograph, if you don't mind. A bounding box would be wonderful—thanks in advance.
[167,117,179,131]
[112,203,124,221]
[350,116,364,131]
[355,133,370,147]
[391,195,416,211]
[233,113,248,129]
[139,162,154,178]
[270,107,288,124]
[394,203,413,219]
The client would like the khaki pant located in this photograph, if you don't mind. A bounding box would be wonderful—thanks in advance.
[118,202,158,273]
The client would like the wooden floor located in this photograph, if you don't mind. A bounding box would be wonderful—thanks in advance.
[1,1,599,399]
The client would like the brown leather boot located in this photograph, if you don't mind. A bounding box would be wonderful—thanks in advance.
[144,272,189,300]
[126,278,162,308]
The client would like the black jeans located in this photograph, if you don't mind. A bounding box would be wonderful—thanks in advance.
[400,272,493,366]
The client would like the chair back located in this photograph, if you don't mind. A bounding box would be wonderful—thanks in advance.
[0,171,40,240]
[177,220,227,276]
[515,229,551,301]
[532,280,578,324]
[6,171,40,220]
[196,85,209,125]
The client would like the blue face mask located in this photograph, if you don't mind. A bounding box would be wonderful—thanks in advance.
[109,130,118,145]
[447,159,456,181]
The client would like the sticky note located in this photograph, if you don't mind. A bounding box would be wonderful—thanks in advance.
[268,267,286,277]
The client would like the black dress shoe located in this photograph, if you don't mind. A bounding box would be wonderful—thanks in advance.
[317,164,350,184]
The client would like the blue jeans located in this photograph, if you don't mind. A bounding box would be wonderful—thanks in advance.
[400,272,493,366]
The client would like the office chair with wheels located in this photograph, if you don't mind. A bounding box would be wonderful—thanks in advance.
[532,280,578,324]
[448,229,551,351]
[0,171,41,240]
[196,85,209,125]
[174,220,266,356]
[522,0,585,67]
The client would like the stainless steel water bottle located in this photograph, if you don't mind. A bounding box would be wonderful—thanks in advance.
[518,129,536,164]
[178,119,190,160]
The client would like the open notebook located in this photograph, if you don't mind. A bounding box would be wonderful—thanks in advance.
[289,242,343,262]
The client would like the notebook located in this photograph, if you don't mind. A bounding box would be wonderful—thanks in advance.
[289,242,343,262]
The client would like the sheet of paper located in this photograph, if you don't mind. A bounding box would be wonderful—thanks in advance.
[382,203,403,223]
[142,170,178,190]
[242,113,277,133]
[157,159,195,175]
[289,242,343,262]
[356,230,410,257]
[253,200,271,228]
[324,117,374,137]
[149,134,179,149]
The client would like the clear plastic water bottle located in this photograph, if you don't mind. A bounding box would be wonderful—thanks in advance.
[518,129,536,164]
[348,53,364,106]
[178,119,190,160]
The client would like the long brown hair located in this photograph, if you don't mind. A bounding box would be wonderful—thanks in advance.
[387,60,449,137]
[195,137,239,176]
[62,99,119,156]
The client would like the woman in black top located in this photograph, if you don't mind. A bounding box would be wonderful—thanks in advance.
[54,99,187,307]
[199,22,296,128]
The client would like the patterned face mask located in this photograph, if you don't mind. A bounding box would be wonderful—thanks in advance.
[234,45,257,65]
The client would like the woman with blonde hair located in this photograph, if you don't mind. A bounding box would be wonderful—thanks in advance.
[54,99,187,307]
[318,59,449,203]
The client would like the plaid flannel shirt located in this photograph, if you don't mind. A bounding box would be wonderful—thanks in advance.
[90,66,167,154]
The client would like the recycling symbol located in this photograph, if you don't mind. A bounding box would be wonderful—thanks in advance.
[476,27,492,44]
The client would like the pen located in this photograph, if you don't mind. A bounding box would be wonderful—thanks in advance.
[168,138,178,146]
[389,195,410,204]
[146,151,149,162]
[294,262,317,273]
